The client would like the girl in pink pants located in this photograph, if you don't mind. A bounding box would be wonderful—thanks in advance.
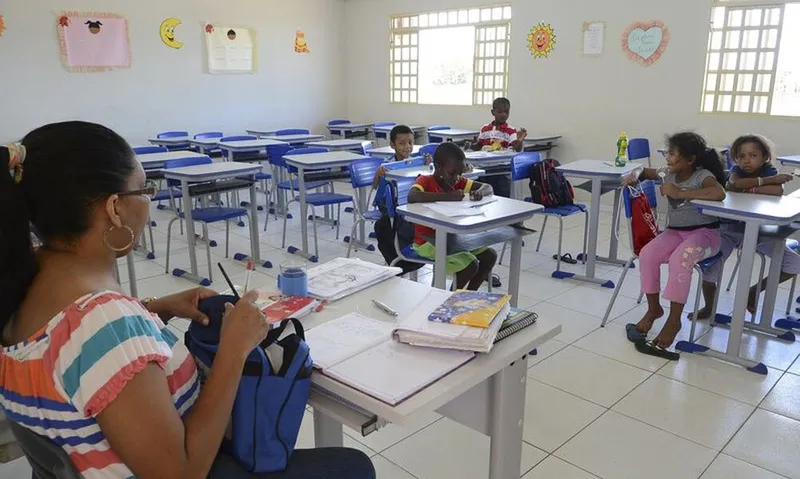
[624,132,727,359]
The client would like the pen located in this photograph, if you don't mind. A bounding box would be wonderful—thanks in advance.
[243,260,254,293]
[371,299,398,317]
[218,263,241,300]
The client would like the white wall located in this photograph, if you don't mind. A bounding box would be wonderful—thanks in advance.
[344,0,800,164]
[0,0,346,144]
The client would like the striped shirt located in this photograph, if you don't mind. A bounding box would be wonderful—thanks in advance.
[477,121,518,150]
[0,292,200,479]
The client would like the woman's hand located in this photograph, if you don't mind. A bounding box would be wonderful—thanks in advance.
[219,290,269,362]
[145,287,217,325]
[660,183,684,199]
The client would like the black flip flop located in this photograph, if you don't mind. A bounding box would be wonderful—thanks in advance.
[625,323,646,344]
[635,340,680,361]
[553,253,578,265]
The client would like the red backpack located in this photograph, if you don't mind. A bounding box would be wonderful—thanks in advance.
[528,159,575,208]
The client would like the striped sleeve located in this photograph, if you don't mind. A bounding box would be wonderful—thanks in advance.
[48,293,172,418]
[411,174,433,191]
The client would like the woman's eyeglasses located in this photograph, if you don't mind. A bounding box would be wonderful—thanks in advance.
[117,180,159,200]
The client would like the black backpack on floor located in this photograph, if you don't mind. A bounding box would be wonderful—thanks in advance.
[529,158,574,208]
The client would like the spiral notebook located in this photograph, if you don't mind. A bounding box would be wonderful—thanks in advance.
[494,309,538,343]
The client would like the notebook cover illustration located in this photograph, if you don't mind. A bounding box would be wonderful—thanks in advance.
[427,290,511,328]
[256,292,315,323]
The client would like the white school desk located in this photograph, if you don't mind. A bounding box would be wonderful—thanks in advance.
[778,155,800,167]
[465,150,518,166]
[373,124,428,142]
[523,135,562,158]
[384,165,486,181]
[188,137,221,155]
[148,136,191,148]
[368,145,423,159]
[283,151,372,261]
[678,193,800,374]
[162,162,264,284]
[305,139,366,152]
[327,122,374,139]
[246,128,309,137]
[137,151,208,170]
[557,160,643,286]
[218,139,287,162]
[428,128,480,142]
[263,134,325,145]
[303,276,562,479]
[397,197,542,300]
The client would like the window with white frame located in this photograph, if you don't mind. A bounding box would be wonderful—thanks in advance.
[701,1,800,116]
[389,5,512,106]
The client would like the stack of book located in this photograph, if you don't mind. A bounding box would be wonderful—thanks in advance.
[395,290,513,353]
[255,291,318,323]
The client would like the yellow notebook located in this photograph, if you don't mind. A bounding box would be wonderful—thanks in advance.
[427,290,512,328]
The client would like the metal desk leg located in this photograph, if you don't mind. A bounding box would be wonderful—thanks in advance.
[233,182,272,269]
[508,236,523,308]
[433,228,448,290]
[126,253,138,298]
[313,409,344,448]
[172,180,209,285]
[488,358,527,479]
[755,238,795,339]
[288,166,316,261]
[676,222,766,373]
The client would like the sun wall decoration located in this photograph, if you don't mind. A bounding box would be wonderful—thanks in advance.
[527,23,556,59]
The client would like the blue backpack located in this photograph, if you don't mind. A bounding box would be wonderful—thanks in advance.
[185,295,313,473]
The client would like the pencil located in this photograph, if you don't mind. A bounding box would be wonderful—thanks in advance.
[218,263,241,300]
[244,260,254,293]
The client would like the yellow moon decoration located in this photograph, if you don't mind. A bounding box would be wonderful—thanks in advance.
[160,18,183,49]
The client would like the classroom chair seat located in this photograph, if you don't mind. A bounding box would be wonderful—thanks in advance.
[275,128,311,136]
[134,145,168,155]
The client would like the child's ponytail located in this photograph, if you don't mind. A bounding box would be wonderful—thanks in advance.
[697,147,727,185]
[0,145,37,330]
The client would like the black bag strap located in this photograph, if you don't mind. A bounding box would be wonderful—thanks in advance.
[259,317,306,350]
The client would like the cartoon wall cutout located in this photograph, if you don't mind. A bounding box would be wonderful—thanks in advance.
[622,20,670,66]
[204,23,256,73]
[295,30,310,53]
[527,23,556,59]
[57,12,131,72]
[160,17,183,49]
[0,15,6,37]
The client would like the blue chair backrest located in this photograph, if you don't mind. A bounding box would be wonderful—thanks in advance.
[350,158,385,189]
[419,143,438,157]
[328,119,349,126]
[158,130,188,139]
[384,157,426,171]
[163,156,213,169]
[133,146,168,155]
[622,180,658,219]
[283,147,330,174]
[627,138,651,161]
[510,152,542,181]
[267,144,293,168]
[195,131,223,140]
[385,177,416,219]
[724,146,733,169]
[427,125,450,131]
[221,135,257,143]
[375,122,396,128]
[275,129,310,136]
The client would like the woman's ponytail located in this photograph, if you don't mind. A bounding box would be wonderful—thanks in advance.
[0,145,36,330]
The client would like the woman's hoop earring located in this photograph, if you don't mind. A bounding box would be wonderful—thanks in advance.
[104,225,135,252]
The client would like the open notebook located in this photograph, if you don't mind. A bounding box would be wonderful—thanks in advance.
[304,313,474,406]
[307,258,402,302]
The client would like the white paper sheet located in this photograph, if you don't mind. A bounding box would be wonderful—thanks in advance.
[304,313,395,370]
[582,21,605,56]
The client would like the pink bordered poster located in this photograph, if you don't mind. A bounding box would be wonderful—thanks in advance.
[621,20,670,66]
[57,12,131,72]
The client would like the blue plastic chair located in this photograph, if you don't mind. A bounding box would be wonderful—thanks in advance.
[193,131,223,155]
[219,135,259,160]
[157,130,191,150]
[134,145,168,155]
[360,140,374,155]
[163,156,249,284]
[268,144,331,222]
[373,122,397,142]
[509,153,590,276]
[427,125,451,143]
[282,148,354,261]
[345,158,385,256]
[328,119,350,138]
[419,143,438,157]
[274,129,311,136]
[628,138,652,167]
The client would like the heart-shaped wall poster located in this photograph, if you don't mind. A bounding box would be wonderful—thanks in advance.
[622,20,670,66]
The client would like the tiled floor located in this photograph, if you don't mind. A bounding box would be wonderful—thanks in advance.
[3,184,800,479]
